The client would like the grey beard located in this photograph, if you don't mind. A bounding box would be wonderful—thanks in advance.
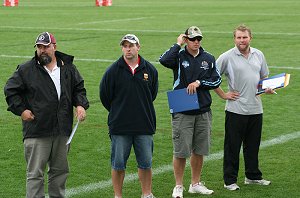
[38,54,52,66]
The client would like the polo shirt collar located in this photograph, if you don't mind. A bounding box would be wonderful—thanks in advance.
[233,46,254,56]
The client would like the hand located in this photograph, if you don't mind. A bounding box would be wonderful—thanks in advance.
[264,88,277,94]
[177,34,187,46]
[187,81,200,95]
[75,106,86,122]
[21,110,35,121]
[224,91,240,100]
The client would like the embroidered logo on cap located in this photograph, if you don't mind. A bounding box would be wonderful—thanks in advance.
[38,35,46,41]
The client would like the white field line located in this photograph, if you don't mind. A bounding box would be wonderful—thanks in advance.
[63,131,300,197]
[78,17,153,25]
[0,55,299,70]
[1,26,300,36]
[158,13,300,16]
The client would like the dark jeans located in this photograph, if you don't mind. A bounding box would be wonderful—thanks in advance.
[223,111,263,185]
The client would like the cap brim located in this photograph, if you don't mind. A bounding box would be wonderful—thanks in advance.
[34,42,51,46]
[34,42,56,48]
[187,34,203,38]
[120,39,138,45]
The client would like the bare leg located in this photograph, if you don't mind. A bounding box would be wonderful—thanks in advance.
[112,169,125,197]
[138,168,152,196]
[190,152,203,184]
[173,156,186,185]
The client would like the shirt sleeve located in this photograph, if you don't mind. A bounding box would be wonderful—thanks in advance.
[72,65,89,110]
[216,52,228,76]
[99,67,114,111]
[151,66,159,101]
[159,44,181,69]
[259,52,269,78]
[4,67,27,116]
[199,59,222,90]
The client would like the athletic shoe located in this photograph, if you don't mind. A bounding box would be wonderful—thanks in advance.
[188,182,214,195]
[244,178,271,185]
[224,183,240,191]
[172,185,184,198]
[141,193,156,198]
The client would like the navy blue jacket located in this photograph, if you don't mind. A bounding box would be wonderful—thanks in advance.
[159,44,221,114]
[4,51,89,139]
[100,55,158,135]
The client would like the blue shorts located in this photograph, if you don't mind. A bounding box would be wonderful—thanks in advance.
[110,135,153,170]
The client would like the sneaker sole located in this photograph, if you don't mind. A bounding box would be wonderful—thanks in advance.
[188,190,214,195]
[224,187,239,191]
[244,181,271,185]
[224,185,240,191]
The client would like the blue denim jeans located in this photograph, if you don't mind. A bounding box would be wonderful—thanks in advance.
[110,135,153,170]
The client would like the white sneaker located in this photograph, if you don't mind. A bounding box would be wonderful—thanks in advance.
[244,178,271,185]
[224,183,240,191]
[141,193,155,198]
[172,185,184,198]
[188,182,214,195]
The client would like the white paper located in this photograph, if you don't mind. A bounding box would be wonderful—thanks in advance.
[66,119,79,145]
[262,76,285,89]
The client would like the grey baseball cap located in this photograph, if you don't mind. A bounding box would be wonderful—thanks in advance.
[120,34,140,45]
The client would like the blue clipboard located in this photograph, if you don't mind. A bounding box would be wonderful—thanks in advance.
[167,88,200,114]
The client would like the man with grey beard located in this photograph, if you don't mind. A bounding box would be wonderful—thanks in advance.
[4,32,89,198]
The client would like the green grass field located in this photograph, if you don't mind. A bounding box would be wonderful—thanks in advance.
[1,0,300,197]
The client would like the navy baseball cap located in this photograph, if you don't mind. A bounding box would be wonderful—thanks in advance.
[34,32,56,47]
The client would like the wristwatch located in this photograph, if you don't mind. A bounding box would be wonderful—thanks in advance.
[195,80,200,85]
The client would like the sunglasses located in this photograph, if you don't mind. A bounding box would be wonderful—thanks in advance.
[123,35,137,41]
[187,37,202,42]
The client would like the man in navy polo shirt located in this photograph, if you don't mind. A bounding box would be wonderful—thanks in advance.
[100,34,158,198]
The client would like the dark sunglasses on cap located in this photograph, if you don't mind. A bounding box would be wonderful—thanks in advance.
[123,35,137,41]
[187,36,202,42]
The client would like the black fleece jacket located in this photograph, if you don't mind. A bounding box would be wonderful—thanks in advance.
[4,51,89,139]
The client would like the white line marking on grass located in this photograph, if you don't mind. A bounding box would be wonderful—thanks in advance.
[64,131,300,197]
[268,66,300,70]
[158,12,300,17]
[1,26,300,36]
[1,55,300,70]
[0,55,114,63]
[78,17,152,25]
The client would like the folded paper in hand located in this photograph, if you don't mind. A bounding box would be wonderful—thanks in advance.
[256,73,290,95]
[167,88,200,113]
[66,119,79,145]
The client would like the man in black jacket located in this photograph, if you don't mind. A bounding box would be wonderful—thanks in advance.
[159,26,221,198]
[100,34,158,198]
[4,32,89,198]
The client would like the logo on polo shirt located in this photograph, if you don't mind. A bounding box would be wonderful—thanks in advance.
[200,61,210,70]
[182,61,190,68]
[143,73,149,81]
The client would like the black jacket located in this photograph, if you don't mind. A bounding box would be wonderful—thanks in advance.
[4,51,89,139]
[159,44,221,114]
[100,55,158,135]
